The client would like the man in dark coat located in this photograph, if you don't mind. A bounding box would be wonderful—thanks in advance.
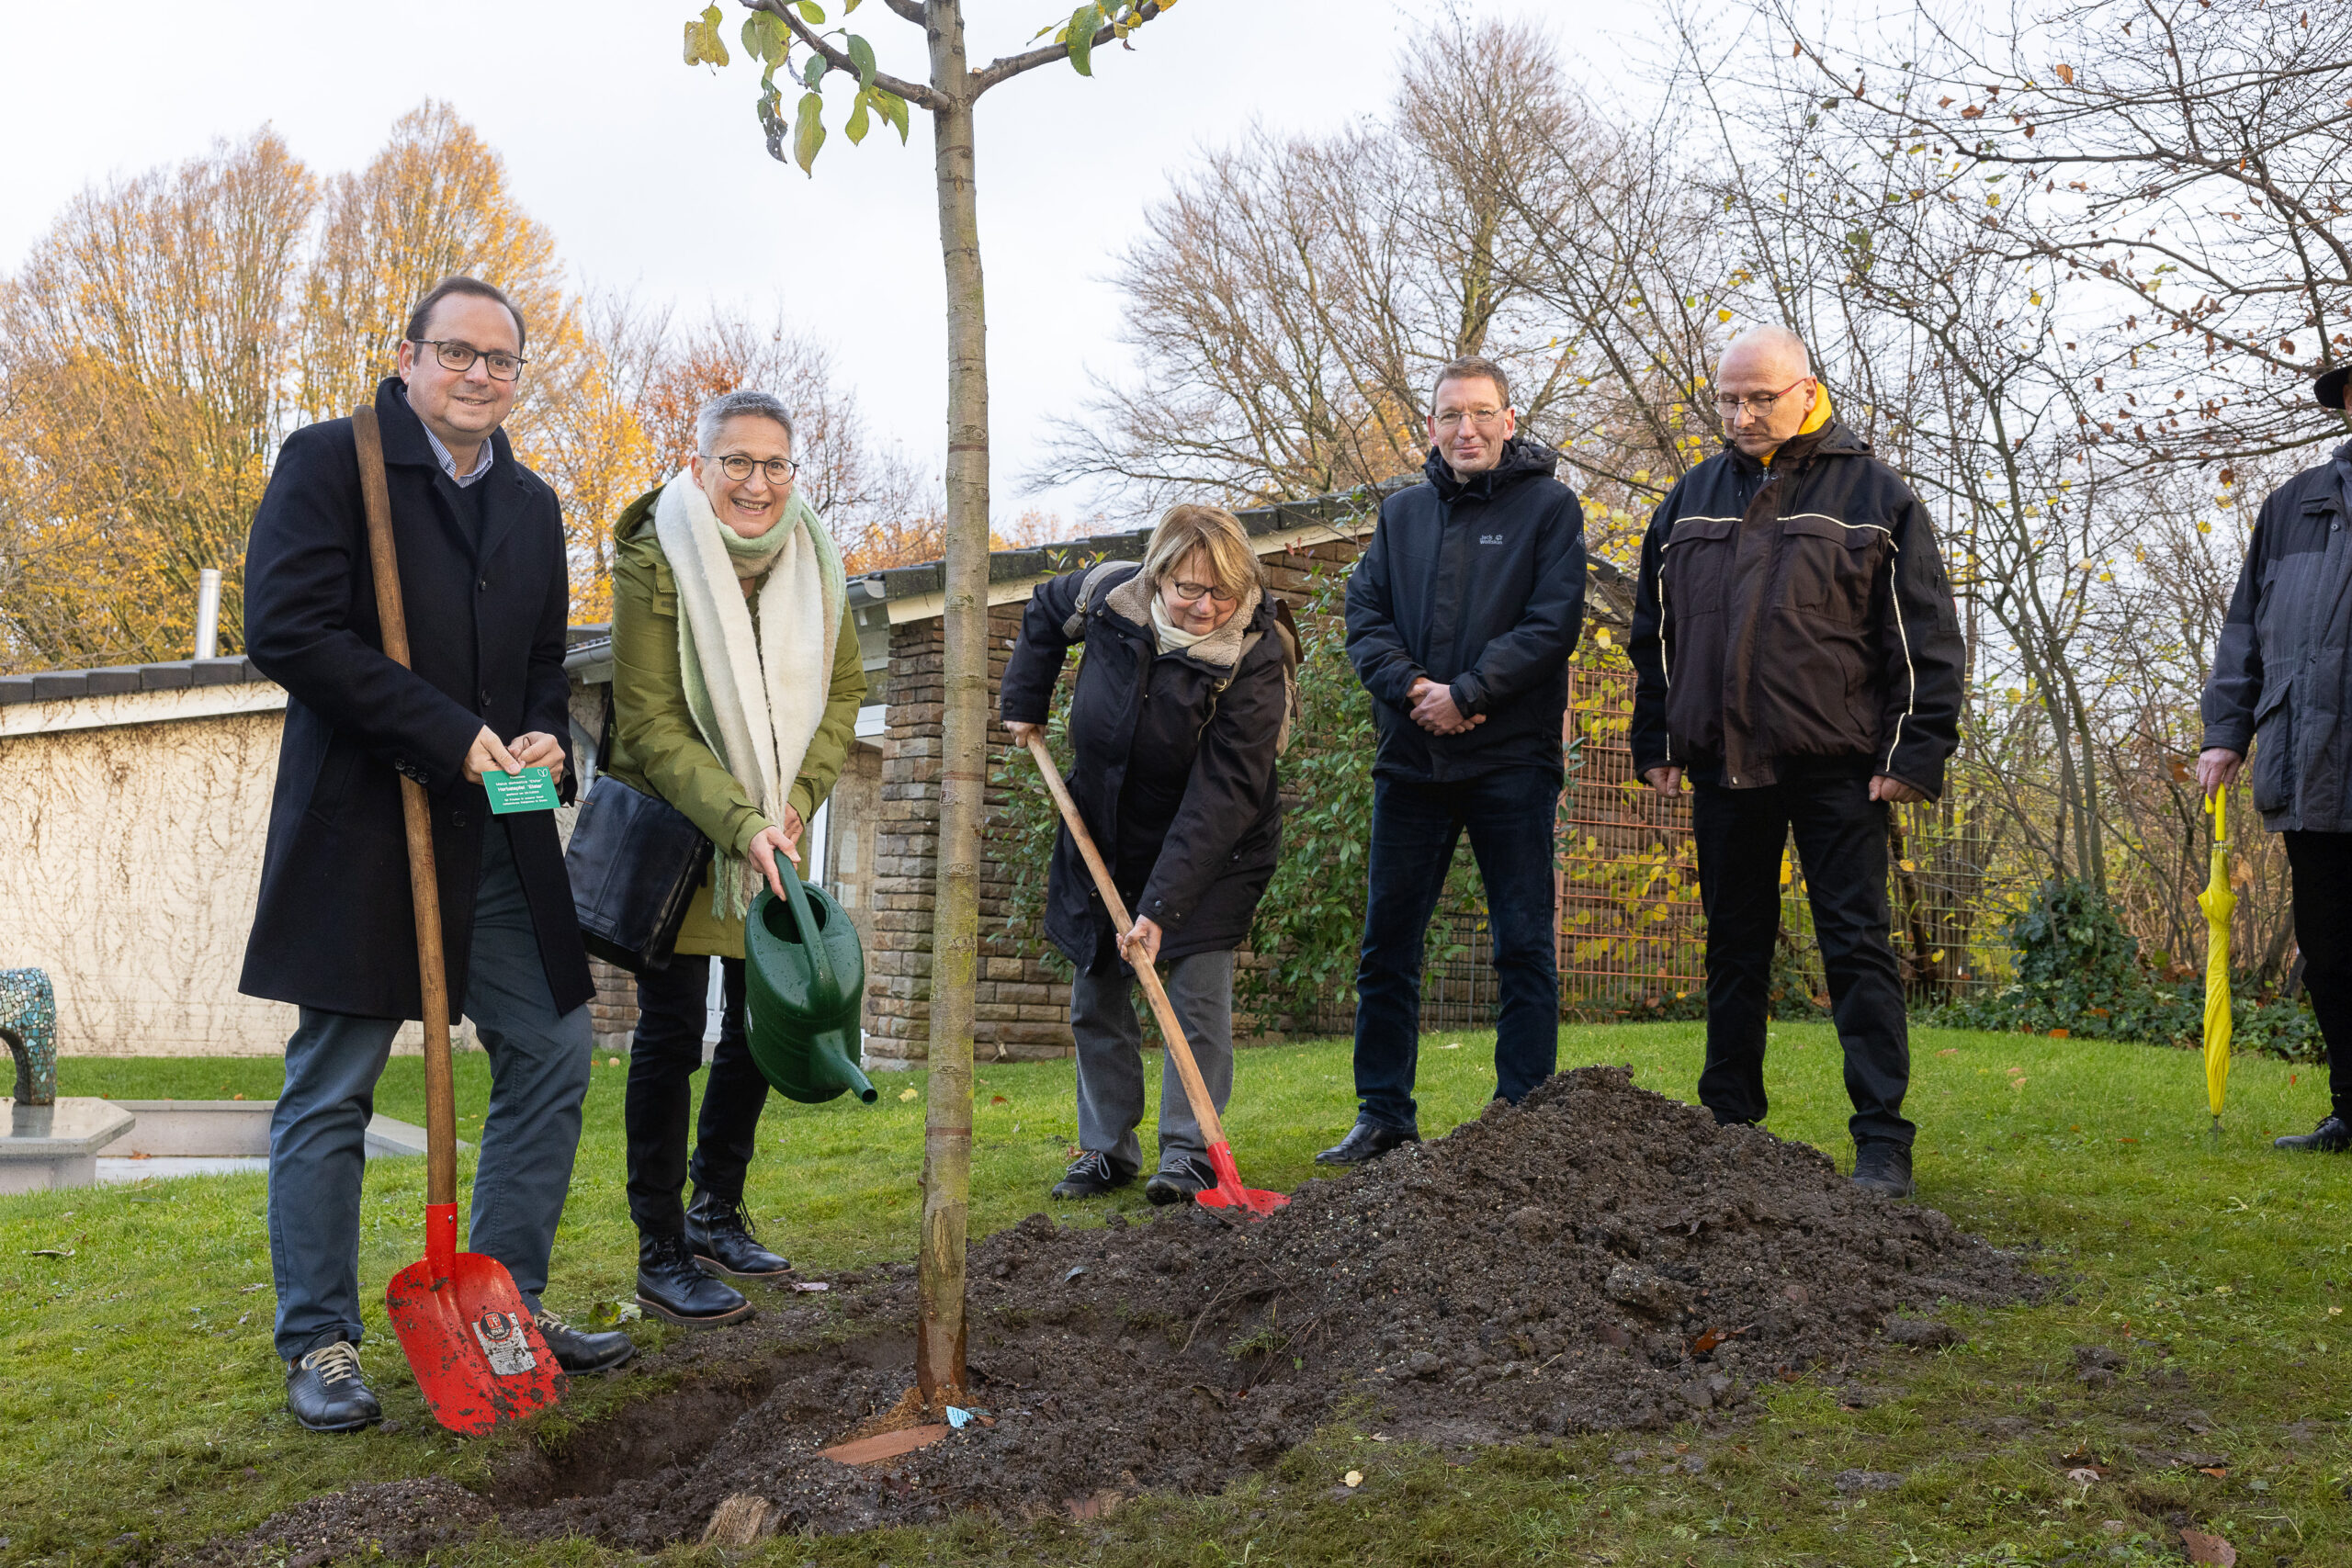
[2199,364,2352,1156]
[1322,355,1587,1165]
[1629,325,1964,1199]
[241,276,630,1432]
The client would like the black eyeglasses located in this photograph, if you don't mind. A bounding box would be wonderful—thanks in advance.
[704,452,801,484]
[414,339,528,380]
[1713,378,1813,419]
[1170,580,1238,604]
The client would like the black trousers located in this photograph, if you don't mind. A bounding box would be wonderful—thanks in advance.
[2280,831,2352,1120]
[1690,764,1914,1148]
[624,954,769,1237]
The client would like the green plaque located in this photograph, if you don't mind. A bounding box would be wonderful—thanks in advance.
[483,766,560,815]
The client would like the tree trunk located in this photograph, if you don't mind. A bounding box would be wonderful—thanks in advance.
[915,0,981,1411]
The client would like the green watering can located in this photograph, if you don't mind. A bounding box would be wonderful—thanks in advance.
[743,850,876,1105]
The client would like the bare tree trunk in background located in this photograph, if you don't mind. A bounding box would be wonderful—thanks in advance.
[914,0,979,1413]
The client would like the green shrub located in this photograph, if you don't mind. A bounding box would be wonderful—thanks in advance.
[1924,876,2321,1060]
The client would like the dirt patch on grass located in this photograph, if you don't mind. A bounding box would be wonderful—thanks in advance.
[221,1066,2045,1552]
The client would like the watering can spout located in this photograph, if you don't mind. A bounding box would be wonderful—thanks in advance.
[743,851,875,1106]
[808,1028,877,1104]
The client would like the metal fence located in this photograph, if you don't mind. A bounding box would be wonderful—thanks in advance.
[1415,660,2028,1027]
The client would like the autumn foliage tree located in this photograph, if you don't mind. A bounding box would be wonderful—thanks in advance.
[0,101,931,670]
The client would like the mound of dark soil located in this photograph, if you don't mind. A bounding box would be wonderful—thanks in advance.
[227,1066,2045,1554]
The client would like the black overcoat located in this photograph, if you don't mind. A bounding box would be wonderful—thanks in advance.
[237,378,594,1020]
[1000,564,1285,972]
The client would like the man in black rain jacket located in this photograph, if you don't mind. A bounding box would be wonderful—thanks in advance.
[1629,326,1963,1199]
[2198,364,2352,1156]
[1323,355,1587,1164]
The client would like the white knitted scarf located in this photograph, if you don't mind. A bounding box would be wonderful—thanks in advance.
[651,469,845,917]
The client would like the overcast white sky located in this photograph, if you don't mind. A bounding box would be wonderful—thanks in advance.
[0,0,1637,530]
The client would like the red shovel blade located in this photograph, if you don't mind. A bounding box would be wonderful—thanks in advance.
[386,1204,565,1435]
[1190,1140,1288,1219]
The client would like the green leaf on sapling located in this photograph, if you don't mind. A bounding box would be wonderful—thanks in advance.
[757,90,788,162]
[1067,4,1102,75]
[870,85,910,143]
[741,8,788,64]
[845,92,871,144]
[848,32,877,91]
[793,90,827,174]
[803,53,828,88]
[795,0,825,21]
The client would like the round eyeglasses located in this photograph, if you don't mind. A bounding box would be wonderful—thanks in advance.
[413,338,528,381]
[703,452,801,484]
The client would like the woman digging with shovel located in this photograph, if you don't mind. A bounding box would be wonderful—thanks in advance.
[1002,504,1294,1206]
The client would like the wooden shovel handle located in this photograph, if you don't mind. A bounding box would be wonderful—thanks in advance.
[1023,734,1227,1149]
[354,406,458,1211]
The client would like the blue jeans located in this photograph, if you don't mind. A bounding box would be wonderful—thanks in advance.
[266,825,593,1362]
[1351,768,1562,1133]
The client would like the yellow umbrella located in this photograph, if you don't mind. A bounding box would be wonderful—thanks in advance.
[2196,785,2235,1144]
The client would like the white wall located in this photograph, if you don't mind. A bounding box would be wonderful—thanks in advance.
[0,685,298,1056]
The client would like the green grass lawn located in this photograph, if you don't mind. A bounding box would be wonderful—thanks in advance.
[2,1022,2347,1567]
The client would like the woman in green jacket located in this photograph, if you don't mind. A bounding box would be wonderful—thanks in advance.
[601,389,865,1325]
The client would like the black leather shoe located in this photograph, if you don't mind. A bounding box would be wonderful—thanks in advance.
[1851,1140,1916,1198]
[534,1309,636,1373]
[1050,1149,1133,1201]
[285,1339,382,1432]
[1144,1153,1216,1206]
[2275,1114,2352,1153]
[636,1234,754,1326]
[685,1191,792,1279]
[1315,1120,1419,1166]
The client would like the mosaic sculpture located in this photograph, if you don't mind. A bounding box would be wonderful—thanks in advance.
[2,968,57,1106]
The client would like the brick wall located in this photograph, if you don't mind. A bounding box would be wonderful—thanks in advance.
[587,957,638,1054]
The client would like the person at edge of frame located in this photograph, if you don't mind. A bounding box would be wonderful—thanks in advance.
[1628,323,1966,1200]
[1318,353,1589,1167]
[240,275,635,1435]
[2198,362,2352,1156]
[1001,504,1289,1205]
[600,389,865,1325]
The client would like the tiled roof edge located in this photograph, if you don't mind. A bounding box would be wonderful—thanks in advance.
[0,657,266,707]
[852,477,1413,604]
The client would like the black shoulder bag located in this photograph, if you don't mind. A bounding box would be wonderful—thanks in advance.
[563,694,715,974]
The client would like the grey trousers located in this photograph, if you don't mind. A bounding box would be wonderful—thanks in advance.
[266,825,593,1361]
[1070,949,1235,1179]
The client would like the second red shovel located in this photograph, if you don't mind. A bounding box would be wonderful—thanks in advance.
[356,404,566,1434]
[1023,735,1287,1218]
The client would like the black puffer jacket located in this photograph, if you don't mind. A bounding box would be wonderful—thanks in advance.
[1628,420,1964,797]
[1001,564,1285,971]
[2202,439,2352,831]
[1345,438,1587,782]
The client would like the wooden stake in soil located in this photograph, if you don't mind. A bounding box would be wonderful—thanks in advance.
[700,1495,779,1546]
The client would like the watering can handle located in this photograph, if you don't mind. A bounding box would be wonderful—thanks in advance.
[771,841,836,995]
